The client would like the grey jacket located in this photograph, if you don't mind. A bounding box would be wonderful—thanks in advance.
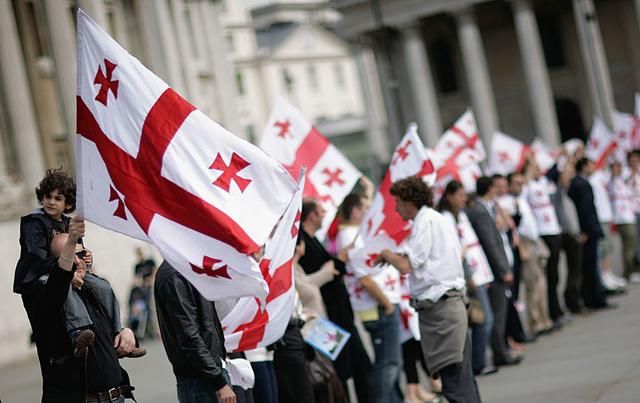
[465,200,510,282]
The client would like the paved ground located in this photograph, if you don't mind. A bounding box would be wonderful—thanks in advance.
[1,285,639,403]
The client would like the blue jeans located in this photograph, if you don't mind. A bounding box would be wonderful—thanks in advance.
[177,374,229,403]
[471,284,494,372]
[362,305,403,403]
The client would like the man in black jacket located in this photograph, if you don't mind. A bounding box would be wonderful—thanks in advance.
[22,217,137,403]
[568,158,609,309]
[466,177,522,367]
[299,198,371,403]
[154,260,236,403]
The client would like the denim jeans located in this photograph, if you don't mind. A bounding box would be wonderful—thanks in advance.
[177,372,230,403]
[362,305,403,403]
[471,284,494,372]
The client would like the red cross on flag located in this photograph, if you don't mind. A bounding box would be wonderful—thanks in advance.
[585,117,617,169]
[434,110,486,165]
[531,138,557,174]
[612,111,636,163]
[398,279,420,343]
[221,174,304,352]
[260,97,362,239]
[488,131,530,175]
[349,124,436,276]
[75,10,298,301]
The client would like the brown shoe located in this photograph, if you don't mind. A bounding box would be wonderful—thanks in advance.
[73,329,95,358]
[124,347,147,358]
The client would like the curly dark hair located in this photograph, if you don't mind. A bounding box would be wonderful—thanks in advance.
[389,176,433,209]
[35,168,77,213]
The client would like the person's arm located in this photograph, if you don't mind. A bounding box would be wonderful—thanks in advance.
[377,249,412,274]
[306,260,338,287]
[359,276,394,315]
[359,176,375,204]
[467,208,510,281]
[159,275,228,391]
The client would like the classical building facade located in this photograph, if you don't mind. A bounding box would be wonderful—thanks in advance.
[332,0,640,149]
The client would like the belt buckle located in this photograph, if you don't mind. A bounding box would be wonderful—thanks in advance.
[107,387,119,401]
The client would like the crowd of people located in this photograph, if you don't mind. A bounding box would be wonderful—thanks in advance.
[12,138,639,403]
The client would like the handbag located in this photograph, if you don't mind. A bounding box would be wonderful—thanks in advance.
[467,297,485,325]
[307,351,348,403]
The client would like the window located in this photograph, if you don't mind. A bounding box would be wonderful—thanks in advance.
[334,63,345,87]
[429,39,458,94]
[281,69,294,93]
[307,65,318,91]
[235,70,245,95]
[537,14,566,68]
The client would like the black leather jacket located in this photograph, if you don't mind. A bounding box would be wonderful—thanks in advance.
[154,260,228,391]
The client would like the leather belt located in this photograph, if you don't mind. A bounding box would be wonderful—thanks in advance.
[86,385,134,402]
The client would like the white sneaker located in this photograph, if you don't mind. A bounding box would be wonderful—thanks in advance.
[629,273,640,284]
[601,272,619,290]
[611,274,628,288]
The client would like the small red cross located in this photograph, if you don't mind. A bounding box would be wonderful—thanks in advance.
[190,256,231,279]
[325,332,338,343]
[400,308,413,329]
[365,253,379,268]
[210,152,252,193]
[399,275,407,287]
[619,131,627,140]
[469,259,478,270]
[542,214,550,223]
[108,185,127,220]
[322,167,345,187]
[498,151,511,163]
[589,138,600,149]
[392,140,412,165]
[385,274,397,290]
[94,59,119,106]
[274,119,292,139]
[353,285,364,299]
[291,210,301,238]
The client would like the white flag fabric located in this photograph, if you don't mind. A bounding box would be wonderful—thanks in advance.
[488,132,529,175]
[434,110,486,164]
[75,10,298,301]
[531,138,557,173]
[222,174,304,352]
[351,124,436,276]
[260,97,361,239]
[398,275,420,343]
[612,111,636,163]
[456,212,494,286]
[585,117,617,169]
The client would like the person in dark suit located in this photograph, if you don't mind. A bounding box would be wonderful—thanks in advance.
[299,198,371,403]
[567,158,609,309]
[466,177,523,367]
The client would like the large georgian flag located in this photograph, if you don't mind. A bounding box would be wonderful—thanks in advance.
[260,97,361,239]
[531,138,557,174]
[612,111,637,163]
[349,124,436,276]
[75,10,298,301]
[221,174,304,352]
[488,132,529,175]
[585,117,617,169]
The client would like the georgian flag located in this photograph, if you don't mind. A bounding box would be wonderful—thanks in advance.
[75,10,298,301]
[488,132,529,175]
[585,117,617,169]
[398,274,420,343]
[260,97,361,239]
[457,212,494,286]
[434,110,486,164]
[613,111,637,163]
[531,138,557,174]
[222,174,304,352]
[350,124,436,275]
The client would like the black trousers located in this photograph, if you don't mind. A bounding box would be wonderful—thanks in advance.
[561,233,583,313]
[506,250,528,341]
[582,236,607,308]
[333,322,371,403]
[487,282,509,362]
[402,338,428,384]
[439,334,482,403]
[542,235,564,321]
[273,325,315,403]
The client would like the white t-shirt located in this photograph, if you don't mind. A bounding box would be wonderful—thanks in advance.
[497,193,539,241]
[624,169,640,214]
[338,225,401,311]
[608,175,636,225]
[401,207,466,302]
[523,177,561,236]
[589,170,613,223]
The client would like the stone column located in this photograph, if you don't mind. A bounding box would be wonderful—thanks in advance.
[136,0,188,97]
[0,0,46,188]
[572,0,615,128]
[42,0,77,167]
[78,0,108,31]
[636,0,640,39]
[454,6,499,145]
[511,0,561,146]
[400,23,443,147]
[354,41,390,163]
[197,0,243,138]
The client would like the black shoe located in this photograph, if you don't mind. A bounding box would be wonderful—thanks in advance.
[494,354,523,366]
[123,347,147,358]
[73,329,95,358]
[552,319,564,331]
[474,365,499,376]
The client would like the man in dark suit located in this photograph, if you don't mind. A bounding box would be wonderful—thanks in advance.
[567,158,609,310]
[466,176,523,367]
[299,198,371,403]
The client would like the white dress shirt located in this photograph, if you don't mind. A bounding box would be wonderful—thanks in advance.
[401,207,465,302]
